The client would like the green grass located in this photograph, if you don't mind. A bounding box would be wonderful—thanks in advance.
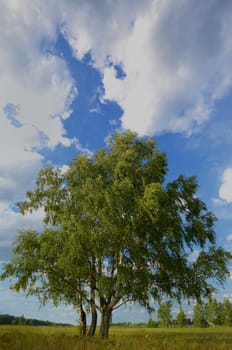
[0,325,232,349]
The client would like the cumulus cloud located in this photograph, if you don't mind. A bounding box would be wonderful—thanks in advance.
[2,0,232,259]
[219,168,232,203]
[0,0,77,259]
[61,0,232,136]
[3,0,232,162]
[0,0,77,150]
[0,0,77,190]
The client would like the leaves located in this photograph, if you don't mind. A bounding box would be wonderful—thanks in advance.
[1,130,231,335]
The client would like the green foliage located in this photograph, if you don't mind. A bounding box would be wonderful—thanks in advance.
[147,318,159,328]
[219,298,232,326]
[1,130,231,338]
[176,307,186,327]
[193,301,207,327]
[157,301,172,327]
[206,298,220,325]
[192,298,232,327]
[0,314,71,326]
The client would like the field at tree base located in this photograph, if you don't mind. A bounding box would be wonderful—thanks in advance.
[0,326,232,350]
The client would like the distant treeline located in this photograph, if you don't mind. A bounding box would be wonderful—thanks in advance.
[112,297,232,329]
[0,314,73,326]
[147,297,232,328]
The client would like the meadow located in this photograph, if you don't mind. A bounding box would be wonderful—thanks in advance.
[0,325,232,350]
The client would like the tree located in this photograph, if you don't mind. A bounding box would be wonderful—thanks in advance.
[176,307,186,327]
[219,298,232,326]
[193,301,206,327]
[147,317,158,328]
[205,298,219,325]
[157,301,172,327]
[1,131,231,338]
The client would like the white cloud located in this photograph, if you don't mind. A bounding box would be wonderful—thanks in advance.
[2,0,232,261]
[3,0,232,162]
[60,0,232,136]
[0,0,77,260]
[227,234,232,241]
[219,168,232,203]
[0,0,77,167]
[0,205,44,261]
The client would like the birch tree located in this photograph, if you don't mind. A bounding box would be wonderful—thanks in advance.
[1,131,231,338]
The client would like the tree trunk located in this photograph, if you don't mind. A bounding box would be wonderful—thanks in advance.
[87,305,97,337]
[80,304,87,336]
[88,260,97,337]
[99,308,112,338]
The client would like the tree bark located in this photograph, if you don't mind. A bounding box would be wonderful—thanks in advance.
[80,304,87,336]
[99,308,112,338]
[88,258,97,337]
[87,305,97,337]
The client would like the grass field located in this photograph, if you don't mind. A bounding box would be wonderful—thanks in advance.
[0,325,232,350]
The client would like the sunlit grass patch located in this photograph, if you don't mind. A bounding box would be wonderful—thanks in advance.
[0,325,232,350]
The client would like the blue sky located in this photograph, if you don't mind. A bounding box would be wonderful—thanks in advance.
[1,0,232,324]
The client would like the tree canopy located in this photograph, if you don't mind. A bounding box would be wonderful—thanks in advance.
[1,131,231,338]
